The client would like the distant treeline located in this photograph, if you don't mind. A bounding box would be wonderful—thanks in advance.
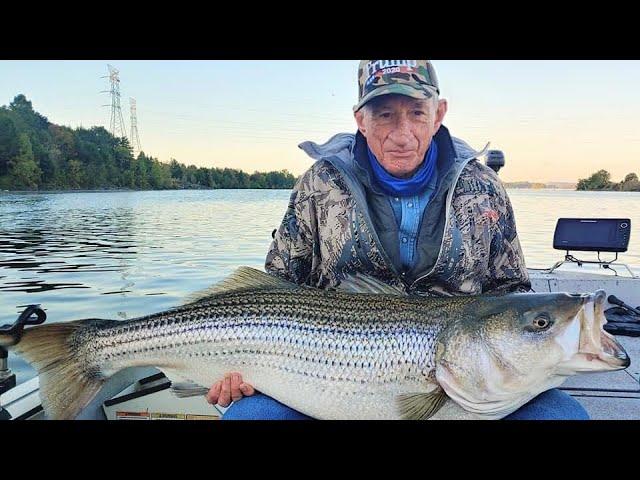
[576,170,640,192]
[0,95,298,191]
[504,181,548,189]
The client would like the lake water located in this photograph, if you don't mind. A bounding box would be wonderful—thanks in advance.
[2,188,640,383]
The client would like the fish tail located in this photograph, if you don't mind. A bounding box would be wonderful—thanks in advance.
[0,331,17,347]
[6,320,114,420]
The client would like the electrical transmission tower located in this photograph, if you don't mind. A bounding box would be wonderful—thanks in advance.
[101,64,127,140]
[129,98,142,156]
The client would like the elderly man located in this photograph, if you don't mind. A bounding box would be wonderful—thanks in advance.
[207,60,589,420]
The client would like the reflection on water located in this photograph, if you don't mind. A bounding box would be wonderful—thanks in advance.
[0,190,291,382]
[1,188,639,383]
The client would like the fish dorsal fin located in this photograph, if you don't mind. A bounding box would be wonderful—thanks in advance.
[396,386,448,420]
[336,274,407,296]
[182,267,297,305]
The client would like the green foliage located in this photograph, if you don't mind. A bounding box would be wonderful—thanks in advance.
[0,109,19,176]
[0,95,298,191]
[577,170,640,192]
[576,170,613,191]
[9,133,41,188]
[619,172,640,192]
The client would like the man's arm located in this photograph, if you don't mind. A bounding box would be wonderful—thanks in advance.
[484,183,531,294]
[265,176,316,285]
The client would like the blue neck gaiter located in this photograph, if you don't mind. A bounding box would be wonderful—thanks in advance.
[367,140,438,197]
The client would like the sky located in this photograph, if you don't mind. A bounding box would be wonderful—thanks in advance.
[1,60,639,183]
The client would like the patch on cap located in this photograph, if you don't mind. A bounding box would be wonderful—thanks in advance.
[355,60,439,112]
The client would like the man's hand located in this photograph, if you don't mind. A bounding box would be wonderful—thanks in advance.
[206,372,255,407]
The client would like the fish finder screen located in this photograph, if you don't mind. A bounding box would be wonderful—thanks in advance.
[553,218,630,252]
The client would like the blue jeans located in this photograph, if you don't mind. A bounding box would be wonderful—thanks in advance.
[221,388,589,420]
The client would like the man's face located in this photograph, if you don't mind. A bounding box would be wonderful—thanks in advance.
[354,94,448,179]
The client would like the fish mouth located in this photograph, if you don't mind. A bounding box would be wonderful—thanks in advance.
[571,290,630,370]
[600,331,631,368]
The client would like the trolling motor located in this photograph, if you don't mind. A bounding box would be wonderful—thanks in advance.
[0,305,47,420]
[485,150,505,174]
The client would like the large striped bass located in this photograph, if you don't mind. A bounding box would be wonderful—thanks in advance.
[1,267,630,420]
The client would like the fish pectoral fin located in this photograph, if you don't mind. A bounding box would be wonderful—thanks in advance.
[161,368,209,398]
[181,266,297,305]
[170,381,210,398]
[396,387,448,420]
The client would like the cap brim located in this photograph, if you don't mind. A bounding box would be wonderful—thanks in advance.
[353,84,437,112]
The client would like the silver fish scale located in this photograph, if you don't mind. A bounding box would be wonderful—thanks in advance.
[77,289,448,396]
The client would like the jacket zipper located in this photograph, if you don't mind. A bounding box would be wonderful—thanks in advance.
[408,146,489,291]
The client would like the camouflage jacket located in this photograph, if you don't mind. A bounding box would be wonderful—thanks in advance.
[265,127,530,296]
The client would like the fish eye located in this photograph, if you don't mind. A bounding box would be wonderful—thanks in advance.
[532,314,552,330]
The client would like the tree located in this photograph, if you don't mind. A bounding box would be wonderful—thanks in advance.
[134,155,149,189]
[0,111,19,176]
[9,133,41,188]
[66,158,85,189]
[576,170,612,191]
[148,158,170,189]
[170,159,184,182]
[620,172,640,192]
[9,94,49,130]
[0,95,298,191]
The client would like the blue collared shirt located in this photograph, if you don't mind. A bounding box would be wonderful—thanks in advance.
[388,166,439,271]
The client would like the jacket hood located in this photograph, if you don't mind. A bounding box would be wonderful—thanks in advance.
[298,127,490,172]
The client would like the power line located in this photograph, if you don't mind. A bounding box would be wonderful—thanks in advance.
[101,64,127,140]
[129,97,142,155]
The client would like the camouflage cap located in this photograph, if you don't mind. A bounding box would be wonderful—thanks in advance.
[354,60,440,112]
